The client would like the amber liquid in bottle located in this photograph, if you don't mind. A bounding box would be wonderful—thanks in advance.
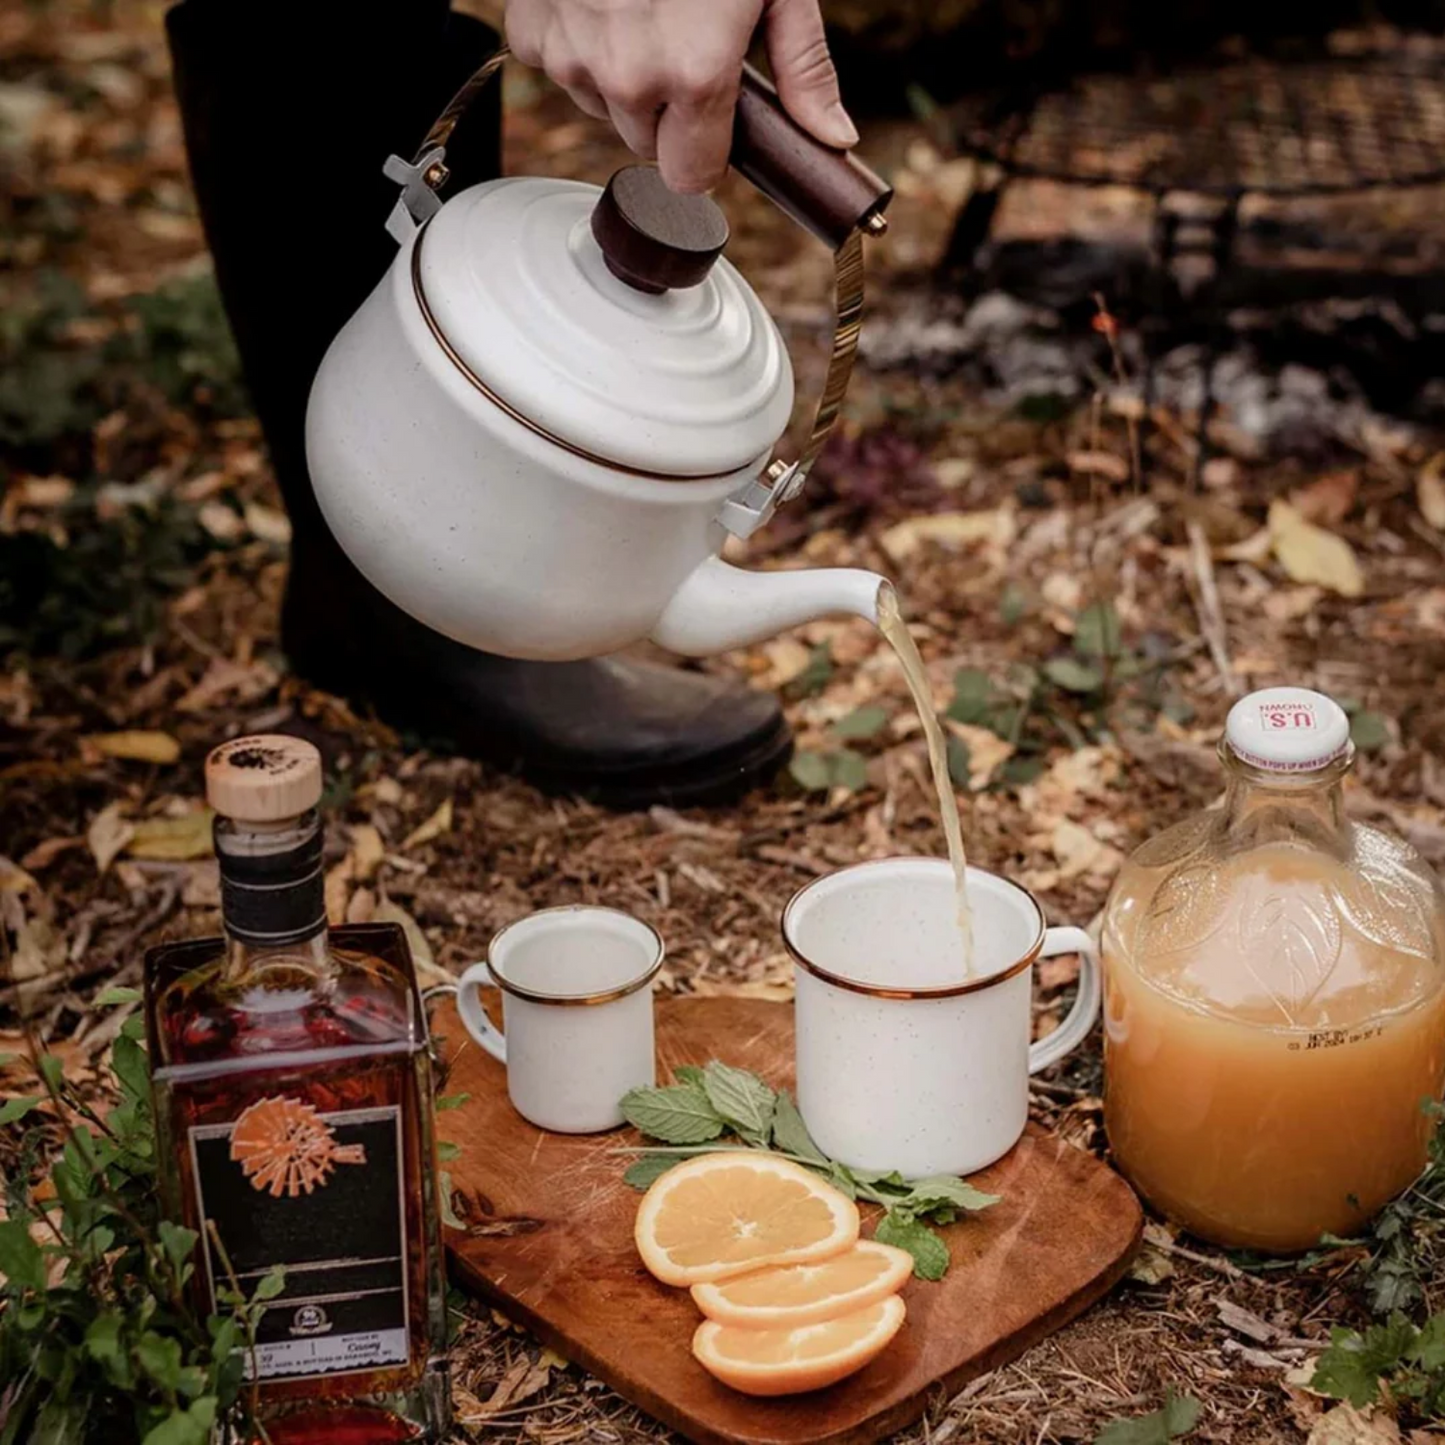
[147,805,447,1443]
[1103,743,1445,1252]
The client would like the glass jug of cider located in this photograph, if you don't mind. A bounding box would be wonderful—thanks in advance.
[1102,687,1445,1251]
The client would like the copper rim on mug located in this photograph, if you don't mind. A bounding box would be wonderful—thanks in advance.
[782,856,1048,1000]
[485,905,665,1008]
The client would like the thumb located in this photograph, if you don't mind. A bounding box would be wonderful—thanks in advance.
[762,0,858,149]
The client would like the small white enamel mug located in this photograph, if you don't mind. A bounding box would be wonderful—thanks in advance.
[456,906,663,1134]
[784,858,1101,1178]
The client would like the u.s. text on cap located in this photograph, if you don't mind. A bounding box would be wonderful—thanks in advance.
[1224,687,1352,773]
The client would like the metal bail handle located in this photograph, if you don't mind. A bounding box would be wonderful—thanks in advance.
[383,46,893,525]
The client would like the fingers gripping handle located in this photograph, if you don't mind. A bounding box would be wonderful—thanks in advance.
[456,961,507,1064]
[385,46,893,252]
[1028,926,1102,1074]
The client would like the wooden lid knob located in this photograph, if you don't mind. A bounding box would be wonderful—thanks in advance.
[590,166,729,294]
[206,734,323,822]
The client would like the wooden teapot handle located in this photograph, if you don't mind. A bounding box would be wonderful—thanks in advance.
[733,63,891,249]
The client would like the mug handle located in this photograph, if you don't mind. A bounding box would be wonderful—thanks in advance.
[1028,926,1102,1074]
[456,961,507,1064]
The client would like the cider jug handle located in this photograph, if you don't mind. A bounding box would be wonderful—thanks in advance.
[381,46,894,528]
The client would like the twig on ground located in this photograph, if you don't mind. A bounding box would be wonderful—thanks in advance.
[1186,518,1240,698]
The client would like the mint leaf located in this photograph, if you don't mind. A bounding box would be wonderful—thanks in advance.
[673,1065,706,1088]
[834,705,888,740]
[624,1154,682,1190]
[1312,1317,1416,1406]
[0,1095,43,1126]
[852,1168,912,1196]
[621,1083,726,1145]
[434,1093,470,1112]
[771,1091,827,1165]
[827,1163,859,1200]
[701,1062,776,1145]
[0,1217,46,1291]
[875,1212,950,1281]
[437,1140,461,1162]
[904,1175,1001,1215]
[1093,1391,1200,1443]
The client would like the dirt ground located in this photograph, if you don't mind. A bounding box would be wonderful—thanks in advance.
[5,3,1445,1442]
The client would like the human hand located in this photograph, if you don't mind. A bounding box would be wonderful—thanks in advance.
[506,0,858,195]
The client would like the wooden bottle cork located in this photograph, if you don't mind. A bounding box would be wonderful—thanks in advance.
[206,734,323,822]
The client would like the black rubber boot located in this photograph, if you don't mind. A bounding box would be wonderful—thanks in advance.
[165,0,790,809]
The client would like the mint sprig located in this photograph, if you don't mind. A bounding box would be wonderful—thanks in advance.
[616,1063,999,1279]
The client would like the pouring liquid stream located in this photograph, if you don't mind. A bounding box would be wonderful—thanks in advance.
[877,584,975,978]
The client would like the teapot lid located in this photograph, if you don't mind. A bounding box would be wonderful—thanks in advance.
[416,170,794,478]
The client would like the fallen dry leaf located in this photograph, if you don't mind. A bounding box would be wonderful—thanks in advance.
[373,896,445,983]
[87,802,135,874]
[85,729,181,765]
[127,808,214,861]
[324,858,353,927]
[350,823,386,882]
[944,721,1015,790]
[244,501,293,545]
[1067,449,1130,482]
[1290,469,1359,527]
[753,636,812,690]
[1051,819,1122,881]
[20,836,83,871]
[401,799,453,852]
[176,657,280,713]
[197,501,245,542]
[1269,501,1365,598]
[346,887,377,924]
[879,508,1013,565]
[1419,453,1445,532]
[1309,1404,1402,1445]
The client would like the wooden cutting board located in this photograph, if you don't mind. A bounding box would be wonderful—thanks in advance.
[434,996,1140,1445]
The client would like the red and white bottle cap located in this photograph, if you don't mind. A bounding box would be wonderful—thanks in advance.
[1224,687,1352,773]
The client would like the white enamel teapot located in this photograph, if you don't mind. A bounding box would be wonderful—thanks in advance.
[306,49,894,662]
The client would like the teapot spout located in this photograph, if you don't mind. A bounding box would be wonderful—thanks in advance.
[650,556,885,658]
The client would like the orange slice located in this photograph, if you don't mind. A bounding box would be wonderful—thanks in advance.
[690,1240,913,1329]
[692,1295,907,1397]
[634,1152,859,1287]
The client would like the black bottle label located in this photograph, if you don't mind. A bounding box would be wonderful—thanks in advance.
[189,1099,409,1381]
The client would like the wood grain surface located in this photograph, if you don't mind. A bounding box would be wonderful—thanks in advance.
[436,995,1141,1445]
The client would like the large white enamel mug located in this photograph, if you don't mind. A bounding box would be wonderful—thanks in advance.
[456,906,663,1134]
[783,858,1102,1178]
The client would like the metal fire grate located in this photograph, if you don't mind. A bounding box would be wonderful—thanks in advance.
[951,45,1445,197]
[942,36,1445,461]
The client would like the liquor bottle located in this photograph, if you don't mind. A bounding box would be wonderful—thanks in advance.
[145,735,448,1443]
[1103,687,1445,1251]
